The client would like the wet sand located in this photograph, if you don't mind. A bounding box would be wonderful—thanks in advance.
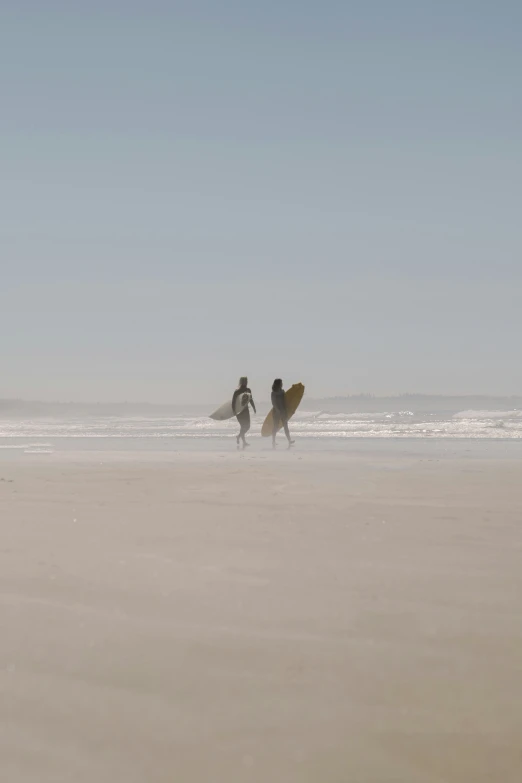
[1,448,522,782]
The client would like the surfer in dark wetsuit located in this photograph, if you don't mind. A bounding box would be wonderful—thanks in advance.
[271,378,295,448]
[232,376,256,449]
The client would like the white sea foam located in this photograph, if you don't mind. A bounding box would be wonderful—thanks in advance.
[0,408,521,446]
[453,409,522,419]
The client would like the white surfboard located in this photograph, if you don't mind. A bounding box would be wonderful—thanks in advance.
[209,392,251,421]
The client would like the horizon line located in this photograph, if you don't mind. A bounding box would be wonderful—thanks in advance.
[1,392,522,408]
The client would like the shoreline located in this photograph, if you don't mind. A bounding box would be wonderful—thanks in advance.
[1,435,522,464]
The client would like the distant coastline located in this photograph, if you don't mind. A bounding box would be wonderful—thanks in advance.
[1,395,521,417]
[303,395,522,414]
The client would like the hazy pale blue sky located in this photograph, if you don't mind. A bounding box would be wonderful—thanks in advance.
[1,1,521,402]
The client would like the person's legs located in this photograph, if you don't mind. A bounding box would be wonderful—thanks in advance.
[282,418,295,446]
[237,410,251,448]
[272,412,281,448]
[240,420,250,447]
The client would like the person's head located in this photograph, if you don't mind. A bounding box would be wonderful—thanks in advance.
[272,378,283,392]
[238,376,248,388]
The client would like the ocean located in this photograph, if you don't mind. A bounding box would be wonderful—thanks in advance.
[1,404,522,457]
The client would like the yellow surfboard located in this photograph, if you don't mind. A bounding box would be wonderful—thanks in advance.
[261,383,305,437]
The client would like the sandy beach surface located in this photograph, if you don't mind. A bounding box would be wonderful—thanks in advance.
[1,445,522,782]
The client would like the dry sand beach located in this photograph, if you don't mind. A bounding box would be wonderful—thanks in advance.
[1,445,522,782]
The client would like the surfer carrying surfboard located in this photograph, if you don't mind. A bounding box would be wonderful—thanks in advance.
[271,379,295,448]
[232,377,256,449]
